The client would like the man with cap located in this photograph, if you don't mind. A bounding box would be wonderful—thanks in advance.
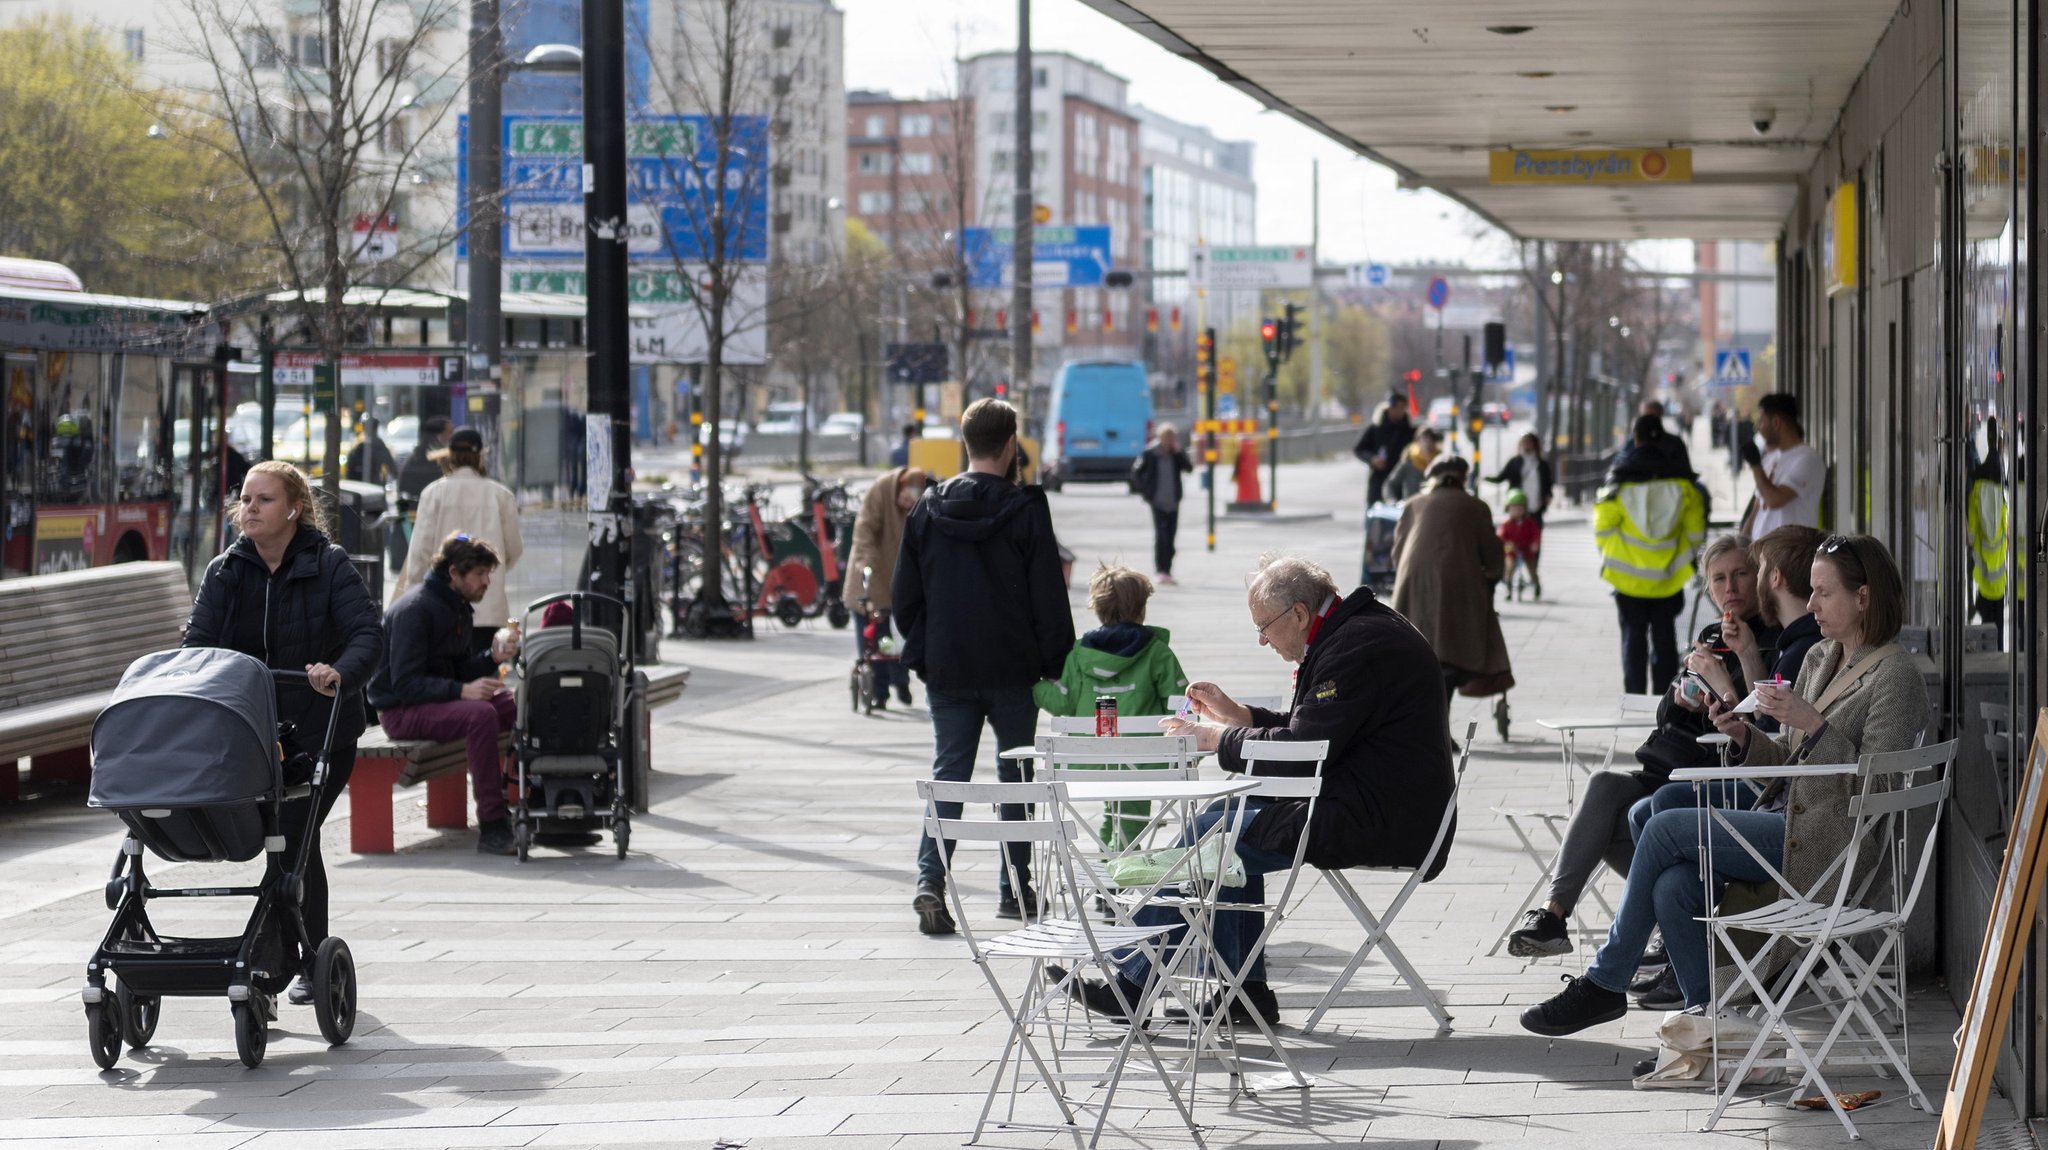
[395,425,524,631]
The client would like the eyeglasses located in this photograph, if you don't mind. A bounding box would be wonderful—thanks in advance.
[1253,605,1297,640]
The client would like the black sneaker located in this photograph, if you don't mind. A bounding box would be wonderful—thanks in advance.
[1519,974,1628,1037]
[286,976,314,1006]
[895,684,914,706]
[995,888,1040,920]
[1047,964,1143,1022]
[1506,908,1573,957]
[476,818,516,856]
[1640,936,1668,969]
[1166,980,1282,1028]
[913,884,956,936]
[1633,966,1684,1011]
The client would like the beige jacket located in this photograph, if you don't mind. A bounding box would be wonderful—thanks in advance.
[396,466,524,627]
[843,468,914,611]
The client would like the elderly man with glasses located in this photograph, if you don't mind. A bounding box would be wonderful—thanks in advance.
[1056,554,1457,1027]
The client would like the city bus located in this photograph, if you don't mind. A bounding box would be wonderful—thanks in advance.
[0,258,219,579]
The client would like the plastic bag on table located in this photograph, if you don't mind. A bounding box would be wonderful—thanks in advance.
[1103,837,1246,889]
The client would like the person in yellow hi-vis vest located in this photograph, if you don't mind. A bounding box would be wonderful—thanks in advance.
[1968,417,2011,647]
[1595,414,1708,695]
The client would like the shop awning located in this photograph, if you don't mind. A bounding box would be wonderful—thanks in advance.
[1079,0,1898,240]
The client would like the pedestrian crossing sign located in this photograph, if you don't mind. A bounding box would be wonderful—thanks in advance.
[1713,348,1752,386]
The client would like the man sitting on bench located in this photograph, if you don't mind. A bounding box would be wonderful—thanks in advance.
[368,533,520,855]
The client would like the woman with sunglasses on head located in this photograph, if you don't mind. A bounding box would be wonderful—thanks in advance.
[183,461,383,1009]
[1522,533,1926,1038]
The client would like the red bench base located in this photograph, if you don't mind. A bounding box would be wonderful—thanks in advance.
[348,757,471,854]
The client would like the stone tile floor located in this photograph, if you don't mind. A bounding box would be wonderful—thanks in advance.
[0,461,2005,1148]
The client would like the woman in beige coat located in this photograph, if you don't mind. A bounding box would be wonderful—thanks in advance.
[842,466,926,708]
[1391,455,1510,704]
[394,428,523,628]
[1521,533,1926,1036]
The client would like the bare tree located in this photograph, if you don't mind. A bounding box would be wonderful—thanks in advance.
[171,0,474,496]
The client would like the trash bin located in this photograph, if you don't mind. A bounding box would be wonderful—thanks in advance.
[329,479,389,607]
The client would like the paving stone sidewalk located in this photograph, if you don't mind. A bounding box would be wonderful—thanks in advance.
[0,459,1981,1148]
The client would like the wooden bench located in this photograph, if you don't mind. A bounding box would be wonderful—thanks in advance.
[345,660,690,853]
[0,562,192,800]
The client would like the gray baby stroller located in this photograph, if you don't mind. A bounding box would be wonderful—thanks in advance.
[1362,502,1402,596]
[512,591,633,862]
[82,647,355,1069]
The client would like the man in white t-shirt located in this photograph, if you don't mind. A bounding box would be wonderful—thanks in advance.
[1741,392,1824,535]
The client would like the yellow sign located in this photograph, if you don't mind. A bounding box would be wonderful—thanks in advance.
[1195,419,1259,435]
[1218,356,1239,395]
[1826,182,1857,297]
[1489,147,1693,185]
[1032,203,1052,225]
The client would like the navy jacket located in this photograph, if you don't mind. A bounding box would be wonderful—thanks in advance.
[893,471,1074,691]
[1216,587,1457,874]
[367,571,497,709]
[183,527,382,748]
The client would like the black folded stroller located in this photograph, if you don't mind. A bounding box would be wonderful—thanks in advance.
[512,591,633,862]
[82,647,356,1069]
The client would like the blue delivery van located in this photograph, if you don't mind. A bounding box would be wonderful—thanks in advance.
[1040,360,1153,490]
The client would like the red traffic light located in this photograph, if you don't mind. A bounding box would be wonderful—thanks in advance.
[1261,320,1278,341]
[1404,369,1422,383]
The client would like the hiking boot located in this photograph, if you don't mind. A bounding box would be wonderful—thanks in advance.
[476,818,516,856]
[1506,908,1572,957]
[913,884,956,936]
[1519,974,1628,1037]
[1047,964,1143,1022]
[1633,967,1684,1011]
[995,888,1040,920]
[1166,980,1282,1028]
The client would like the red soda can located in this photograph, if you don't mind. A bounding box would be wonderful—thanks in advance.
[1094,695,1118,737]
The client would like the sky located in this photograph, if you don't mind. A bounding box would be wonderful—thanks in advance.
[833,0,1515,270]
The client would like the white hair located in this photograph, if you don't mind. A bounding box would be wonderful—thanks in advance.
[1248,553,1339,616]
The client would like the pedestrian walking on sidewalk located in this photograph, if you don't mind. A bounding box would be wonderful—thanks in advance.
[183,461,382,1009]
[1488,433,1554,523]
[896,399,1075,935]
[394,427,523,633]
[843,465,928,709]
[1129,423,1192,584]
[1352,391,1416,508]
[1596,415,1707,695]
[1392,455,1510,705]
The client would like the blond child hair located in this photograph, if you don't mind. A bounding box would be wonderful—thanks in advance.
[1088,564,1154,626]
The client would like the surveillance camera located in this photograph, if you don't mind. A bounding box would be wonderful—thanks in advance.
[1750,103,1776,136]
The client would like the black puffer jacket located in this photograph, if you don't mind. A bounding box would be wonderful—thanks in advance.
[183,527,383,749]
[1216,587,1457,875]
[366,571,495,710]
[893,471,1074,691]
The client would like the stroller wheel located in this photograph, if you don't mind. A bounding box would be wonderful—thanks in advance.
[774,595,805,629]
[232,999,268,1068]
[849,667,863,713]
[1494,695,1512,743]
[117,983,159,1049]
[311,937,357,1046]
[87,995,121,1070]
[827,600,851,629]
[514,822,532,863]
[615,817,631,860]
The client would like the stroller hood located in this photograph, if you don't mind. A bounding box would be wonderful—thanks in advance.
[90,648,280,810]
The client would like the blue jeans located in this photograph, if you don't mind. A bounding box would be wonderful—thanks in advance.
[1117,798,1299,987]
[917,686,1041,897]
[1586,806,1786,1008]
[1628,778,1759,841]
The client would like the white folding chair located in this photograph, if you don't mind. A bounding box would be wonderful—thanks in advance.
[1162,739,1328,1096]
[1698,740,1957,1139]
[1049,714,1179,736]
[918,778,1203,1148]
[1981,700,2014,827]
[1038,733,1204,858]
[1168,693,1287,715]
[1302,721,1472,1034]
[1490,692,1664,956]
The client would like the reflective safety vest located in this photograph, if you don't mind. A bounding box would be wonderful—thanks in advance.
[1594,478,1706,599]
[1968,477,2010,600]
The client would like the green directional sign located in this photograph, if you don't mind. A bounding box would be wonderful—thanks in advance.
[506,120,697,157]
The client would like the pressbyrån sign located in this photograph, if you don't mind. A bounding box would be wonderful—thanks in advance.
[1488,148,1693,185]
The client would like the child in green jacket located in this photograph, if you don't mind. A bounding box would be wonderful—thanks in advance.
[1033,565,1190,848]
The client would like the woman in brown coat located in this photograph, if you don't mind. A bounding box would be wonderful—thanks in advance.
[844,466,927,707]
[1391,455,1511,704]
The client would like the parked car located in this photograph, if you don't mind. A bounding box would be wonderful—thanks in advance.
[1040,360,1153,491]
[1481,402,1513,426]
[699,418,747,457]
[819,412,865,438]
[1426,397,1457,433]
[754,401,811,436]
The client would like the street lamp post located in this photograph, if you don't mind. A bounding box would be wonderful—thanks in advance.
[582,0,633,643]
[465,0,504,423]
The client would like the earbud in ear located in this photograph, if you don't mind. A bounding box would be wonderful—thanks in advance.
[289,509,299,520]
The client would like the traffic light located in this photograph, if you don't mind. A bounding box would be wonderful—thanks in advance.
[1261,317,1280,368]
[1281,302,1304,361]
[1403,369,1422,384]
[1197,327,1215,368]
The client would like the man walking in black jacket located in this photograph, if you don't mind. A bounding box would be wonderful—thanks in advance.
[896,398,1076,935]
[368,533,521,855]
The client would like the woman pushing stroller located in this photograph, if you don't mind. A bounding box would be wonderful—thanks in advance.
[183,461,382,1007]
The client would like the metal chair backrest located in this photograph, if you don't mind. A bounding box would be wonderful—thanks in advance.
[1039,733,1202,769]
[1836,740,1958,925]
[1047,714,1175,736]
[1236,739,1329,799]
[1981,700,2013,759]
[916,778,1088,954]
[1619,692,1664,718]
